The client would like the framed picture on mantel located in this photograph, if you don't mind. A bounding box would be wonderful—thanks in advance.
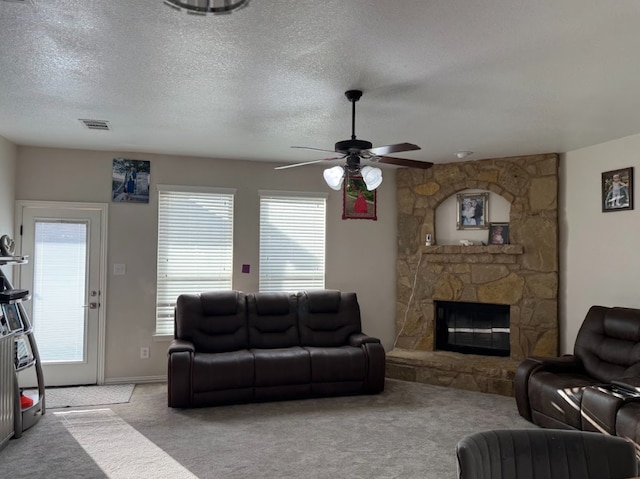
[602,167,633,212]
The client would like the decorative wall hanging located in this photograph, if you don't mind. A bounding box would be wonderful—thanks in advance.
[343,175,377,220]
[456,192,489,229]
[112,158,151,203]
[602,167,633,212]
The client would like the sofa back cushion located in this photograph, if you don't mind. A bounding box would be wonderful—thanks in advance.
[247,292,300,348]
[575,305,640,382]
[297,290,361,347]
[175,291,248,353]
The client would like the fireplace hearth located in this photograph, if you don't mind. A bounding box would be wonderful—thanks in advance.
[435,301,510,357]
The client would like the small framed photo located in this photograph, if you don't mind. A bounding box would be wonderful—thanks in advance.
[1,303,23,332]
[112,158,151,203]
[456,192,489,230]
[602,167,633,212]
[488,223,509,245]
[343,175,377,220]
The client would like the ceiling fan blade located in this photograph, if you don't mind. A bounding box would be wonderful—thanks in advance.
[291,146,338,154]
[374,156,434,169]
[275,156,343,170]
[367,143,421,156]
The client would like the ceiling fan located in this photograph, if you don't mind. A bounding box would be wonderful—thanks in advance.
[276,89,433,190]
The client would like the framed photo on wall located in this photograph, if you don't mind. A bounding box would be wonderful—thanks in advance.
[343,176,377,220]
[488,223,509,245]
[456,192,489,229]
[112,158,151,203]
[602,167,633,212]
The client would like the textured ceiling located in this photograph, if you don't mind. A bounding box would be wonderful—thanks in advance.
[1,0,640,167]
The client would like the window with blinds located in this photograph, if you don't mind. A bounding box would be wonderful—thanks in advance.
[259,192,327,292]
[156,186,235,335]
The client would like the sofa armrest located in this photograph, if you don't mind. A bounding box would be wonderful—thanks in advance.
[168,339,195,354]
[349,333,381,347]
[167,339,194,408]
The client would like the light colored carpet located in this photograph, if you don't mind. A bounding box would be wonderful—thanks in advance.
[28,384,135,409]
[56,408,197,479]
[3,380,535,479]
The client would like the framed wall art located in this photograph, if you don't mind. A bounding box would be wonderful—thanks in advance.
[343,176,377,220]
[602,167,633,212]
[112,158,151,203]
[456,192,489,229]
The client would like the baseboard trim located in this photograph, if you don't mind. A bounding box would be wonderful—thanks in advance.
[103,375,167,385]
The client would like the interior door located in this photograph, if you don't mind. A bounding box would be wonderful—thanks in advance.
[16,202,107,386]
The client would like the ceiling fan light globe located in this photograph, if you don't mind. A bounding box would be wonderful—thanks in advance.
[323,166,345,190]
[361,166,383,191]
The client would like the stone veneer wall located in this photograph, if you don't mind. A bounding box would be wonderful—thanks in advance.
[388,154,559,394]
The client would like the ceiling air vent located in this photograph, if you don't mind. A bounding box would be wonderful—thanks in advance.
[79,119,111,131]
[1,0,34,4]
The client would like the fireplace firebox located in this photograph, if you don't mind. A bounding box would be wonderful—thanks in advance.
[435,301,510,357]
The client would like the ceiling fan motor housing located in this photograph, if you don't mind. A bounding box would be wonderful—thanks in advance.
[335,139,373,153]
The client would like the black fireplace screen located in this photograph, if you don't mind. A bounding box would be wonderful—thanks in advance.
[435,301,510,356]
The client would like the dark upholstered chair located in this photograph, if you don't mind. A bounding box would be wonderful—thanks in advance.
[515,306,640,433]
[456,429,638,479]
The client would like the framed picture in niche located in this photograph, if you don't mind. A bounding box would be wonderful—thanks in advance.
[602,167,633,212]
[488,223,509,245]
[456,192,489,230]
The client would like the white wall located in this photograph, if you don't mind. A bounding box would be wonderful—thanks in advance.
[15,147,397,381]
[561,134,640,354]
[0,136,17,282]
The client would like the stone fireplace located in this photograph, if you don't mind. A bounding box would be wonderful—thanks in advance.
[386,153,559,396]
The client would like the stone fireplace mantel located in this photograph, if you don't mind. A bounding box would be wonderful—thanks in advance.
[387,153,559,396]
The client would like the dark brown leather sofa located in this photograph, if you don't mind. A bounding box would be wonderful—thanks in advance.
[167,289,386,408]
[515,305,640,445]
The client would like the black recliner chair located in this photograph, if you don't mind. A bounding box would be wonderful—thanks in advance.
[456,429,638,479]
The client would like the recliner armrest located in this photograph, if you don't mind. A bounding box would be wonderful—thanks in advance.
[611,377,640,394]
[526,354,584,373]
[168,339,195,354]
[349,333,381,347]
[514,355,584,422]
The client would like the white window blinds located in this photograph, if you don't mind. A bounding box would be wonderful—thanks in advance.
[156,187,234,335]
[259,192,327,292]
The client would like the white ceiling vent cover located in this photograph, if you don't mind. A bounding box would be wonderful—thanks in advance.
[79,119,111,131]
[1,0,34,4]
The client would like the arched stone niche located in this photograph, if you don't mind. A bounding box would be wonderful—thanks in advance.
[394,153,559,363]
[434,189,511,245]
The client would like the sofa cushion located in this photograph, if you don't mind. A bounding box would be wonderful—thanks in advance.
[528,371,598,429]
[304,346,366,382]
[575,306,640,382]
[176,291,249,353]
[298,290,362,347]
[252,347,310,386]
[192,350,254,392]
[247,292,300,349]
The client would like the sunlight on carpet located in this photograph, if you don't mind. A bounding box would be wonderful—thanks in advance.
[55,408,197,479]
[28,384,135,409]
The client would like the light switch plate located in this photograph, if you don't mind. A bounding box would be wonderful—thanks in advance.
[113,263,126,275]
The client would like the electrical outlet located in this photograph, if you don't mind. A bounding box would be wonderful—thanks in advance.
[140,347,149,359]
